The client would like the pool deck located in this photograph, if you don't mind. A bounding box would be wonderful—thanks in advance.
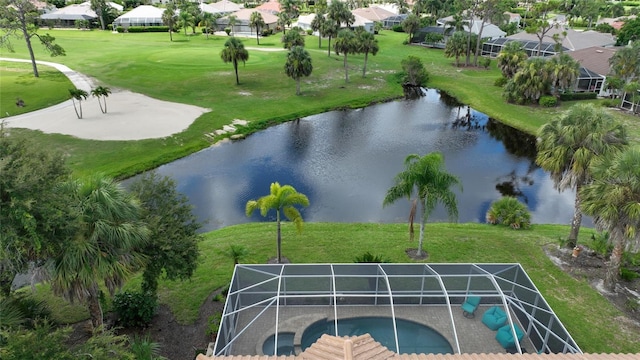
[224,304,534,356]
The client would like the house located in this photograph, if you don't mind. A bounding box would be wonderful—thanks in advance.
[255,0,281,15]
[437,16,506,40]
[295,13,316,32]
[352,13,374,33]
[217,9,278,34]
[352,6,397,28]
[201,0,243,15]
[566,46,618,96]
[40,2,122,27]
[506,27,616,52]
[113,5,165,28]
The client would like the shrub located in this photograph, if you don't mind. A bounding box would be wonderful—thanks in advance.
[112,291,157,328]
[494,76,507,87]
[206,312,222,338]
[539,95,557,107]
[485,196,531,229]
[559,92,597,101]
[129,334,165,360]
[600,99,620,108]
[353,251,389,263]
[392,24,404,32]
[224,27,231,35]
[620,267,640,281]
[479,57,491,69]
[589,231,612,257]
[261,29,271,37]
[306,29,313,35]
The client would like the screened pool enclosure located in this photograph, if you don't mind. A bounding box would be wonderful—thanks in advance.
[214,263,581,356]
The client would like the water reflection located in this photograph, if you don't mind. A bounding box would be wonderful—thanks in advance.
[129,89,587,232]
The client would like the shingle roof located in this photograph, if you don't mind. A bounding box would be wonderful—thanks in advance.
[507,28,615,51]
[566,46,619,76]
[352,6,396,22]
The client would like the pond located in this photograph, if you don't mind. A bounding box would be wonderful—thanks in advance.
[134,89,584,232]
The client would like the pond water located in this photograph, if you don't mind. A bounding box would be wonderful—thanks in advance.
[134,89,584,232]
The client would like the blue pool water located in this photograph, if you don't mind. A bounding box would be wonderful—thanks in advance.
[301,317,453,354]
[262,332,295,356]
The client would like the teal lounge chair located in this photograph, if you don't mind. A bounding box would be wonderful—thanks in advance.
[482,306,507,330]
[496,323,525,349]
[461,295,481,318]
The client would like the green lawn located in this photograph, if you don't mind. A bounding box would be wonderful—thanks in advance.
[0,61,73,117]
[2,29,638,178]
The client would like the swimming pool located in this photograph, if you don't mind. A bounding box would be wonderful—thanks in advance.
[301,317,453,354]
[262,332,295,356]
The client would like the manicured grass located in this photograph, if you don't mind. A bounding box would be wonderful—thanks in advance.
[0,61,73,117]
[2,29,638,178]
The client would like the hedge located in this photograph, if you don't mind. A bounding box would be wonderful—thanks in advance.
[116,26,171,33]
[559,92,598,101]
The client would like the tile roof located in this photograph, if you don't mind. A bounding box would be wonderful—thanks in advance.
[507,28,615,51]
[352,6,396,22]
[565,46,619,76]
[197,334,640,360]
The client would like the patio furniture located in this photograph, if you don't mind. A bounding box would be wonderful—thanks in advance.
[482,306,507,330]
[461,295,481,318]
[496,324,525,349]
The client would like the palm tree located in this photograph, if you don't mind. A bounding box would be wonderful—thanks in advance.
[510,57,551,103]
[496,41,528,79]
[536,103,628,249]
[357,29,378,78]
[401,13,420,43]
[68,88,88,119]
[228,15,238,36]
[245,182,309,264]
[278,12,290,34]
[383,153,461,258]
[90,86,111,114]
[609,44,640,84]
[249,11,265,45]
[580,146,640,291]
[334,29,358,83]
[178,10,194,36]
[547,53,579,96]
[322,21,338,57]
[49,175,149,331]
[327,0,354,29]
[285,45,313,95]
[444,31,467,67]
[444,13,467,34]
[310,10,327,48]
[220,37,249,85]
[162,6,177,42]
[225,244,249,265]
[200,12,218,39]
[282,29,305,49]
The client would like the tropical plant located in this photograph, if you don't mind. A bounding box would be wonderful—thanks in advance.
[383,152,461,258]
[89,0,107,30]
[48,174,149,331]
[161,5,176,42]
[281,29,305,49]
[245,182,309,263]
[322,21,338,57]
[128,171,202,296]
[357,28,378,78]
[228,14,238,36]
[200,11,219,39]
[178,10,194,36]
[503,58,550,104]
[220,37,249,85]
[249,11,265,45]
[112,290,157,327]
[224,244,249,265]
[485,196,531,230]
[353,251,389,263]
[327,0,354,28]
[401,13,420,43]
[310,9,327,48]
[0,0,66,77]
[580,146,640,291]
[496,41,527,79]
[334,29,358,83]
[548,53,580,96]
[90,86,111,114]
[536,103,628,248]
[615,18,640,46]
[284,45,313,95]
[277,11,290,34]
[400,55,429,87]
[68,88,88,119]
[129,334,167,360]
[444,31,467,67]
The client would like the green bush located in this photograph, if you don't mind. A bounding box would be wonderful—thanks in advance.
[539,95,557,107]
[494,76,507,87]
[600,99,620,108]
[620,267,639,281]
[479,57,491,69]
[112,291,157,328]
[559,92,597,101]
[392,25,404,32]
[306,29,313,35]
[485,196,531,230]
[353,251,389,263]
[124,26,170,33]
[589,231,612,257]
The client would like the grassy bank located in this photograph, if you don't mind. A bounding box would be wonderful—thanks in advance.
[2,30,637,177]
[30,222,640,353]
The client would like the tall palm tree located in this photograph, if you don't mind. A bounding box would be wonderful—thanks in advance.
[608,44,640,84]
[90,86,111,114]
[162,6,177,42]
[278,12,290,34]
[357,29,378,78]
[580,146,640,291]
[228,15,238,36]
[444,31,467,67]
[327,0,354,29]
[249,11,265,45]
[220,37,249,85]
[282,29,305,49]
[68,88,88,119]
[334,29,358,83]
[383,153,462,258]
[285,45,313,95]
[401,13,420,43]
[513,57,551,103]
[496,41,528,79]
[200,12,218,39]
[245,182,309,264]
[536,103,628,249]
[49,175,149,331]
[178,10,194,36]
[547,53,580,96]
[322,21,338,57]
[310,10,327,49]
